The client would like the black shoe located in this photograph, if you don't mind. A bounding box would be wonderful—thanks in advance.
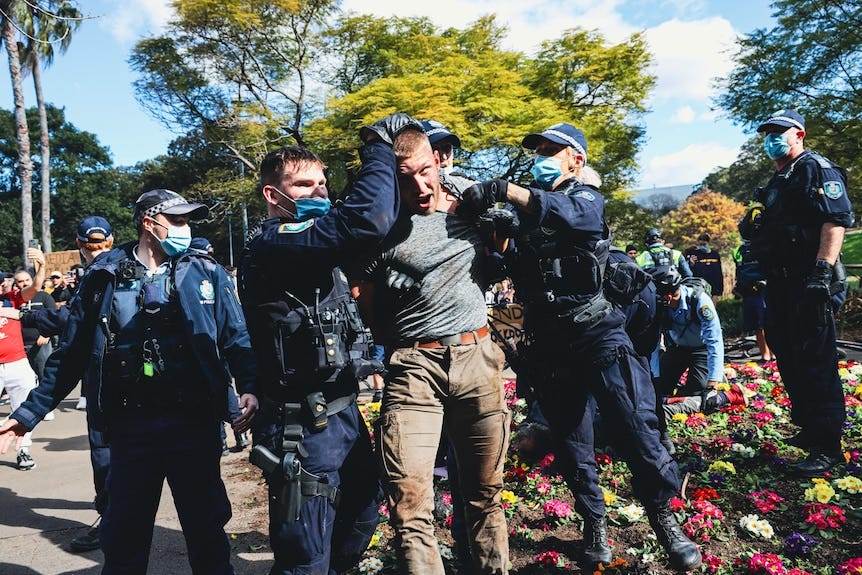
[789,452,843,478]
[233,431,251,451]
[221,441,230,457]
[784,432,815,449]
[660,431,676,456]
[372,390,383,403]
[70,524,100,552]
[647,503,702,572]
[583,515,612,567]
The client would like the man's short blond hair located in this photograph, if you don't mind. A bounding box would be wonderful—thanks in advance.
[393,128,431,162]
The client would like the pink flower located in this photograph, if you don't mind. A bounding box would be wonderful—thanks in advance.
[542,499,574,521]
[747,552,787,574]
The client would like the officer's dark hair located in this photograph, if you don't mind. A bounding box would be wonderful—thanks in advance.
[259,146,326,189]
[650,265,682,296]
[644,227,662,245]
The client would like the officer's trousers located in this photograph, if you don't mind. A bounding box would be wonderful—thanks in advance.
[100,411,232,575]
[765,286,844,454]
[536,345,680,519]
[380,337,510,575]
[263,402,382,575]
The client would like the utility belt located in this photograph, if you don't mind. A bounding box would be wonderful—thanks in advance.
[251,392,356,524]
[397,325,489,349]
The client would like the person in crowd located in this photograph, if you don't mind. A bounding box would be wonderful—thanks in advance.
[687,233,724,300]
[732,240,773,362]
[239,114,410,575]
[14,270,55,384]
[742,108,853,476]
[47,270,73,305]
[0,190,259,574]
[649,266,724,455]
[636,228,692,277]
[1,272,13,294]
[0,246,47,470]
[626,244,639,260]
[458,122,701,572]
[421,119,475,199]
[353,125,510,575]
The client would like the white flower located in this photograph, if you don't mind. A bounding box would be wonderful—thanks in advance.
[764,404,784,416]
[618,503,645,522]
[739,514,774,539]
[358,557,384,574]
[731,443,756,458]
[439,544,453,560]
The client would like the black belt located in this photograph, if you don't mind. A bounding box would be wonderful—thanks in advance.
[399,325,489,349]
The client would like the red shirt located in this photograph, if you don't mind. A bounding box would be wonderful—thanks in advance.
[0,290,27,363]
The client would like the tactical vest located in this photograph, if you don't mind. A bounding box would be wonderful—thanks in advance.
[247,266,376,400]
[648,247,673,268]
[102,257,199,410]
[518,207,613,332]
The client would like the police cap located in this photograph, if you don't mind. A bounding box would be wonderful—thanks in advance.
[421,120,461,148]
[134,189,209,226]
[522,123,587,159]
[756,109,805,133]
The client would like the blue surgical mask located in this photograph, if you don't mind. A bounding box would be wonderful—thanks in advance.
[698,244,709,252]
[530,156,563,190]
[152,221,192,257]
[763,132,791,160]
[272,186,331,221]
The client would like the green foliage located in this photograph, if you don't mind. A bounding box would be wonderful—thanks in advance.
[716,297,743,337]
[842,230,862,265]
[604,190,656,248]
[702,137,775,204]
[311,17,654,193]
[715,0,862,205]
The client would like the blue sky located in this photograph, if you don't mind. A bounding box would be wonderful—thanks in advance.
[0,0,775,190]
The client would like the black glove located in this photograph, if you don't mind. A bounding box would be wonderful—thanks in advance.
[457,179,509,217]
[482,206,520,238]
[359,113,423,145]
[805,259,833,301]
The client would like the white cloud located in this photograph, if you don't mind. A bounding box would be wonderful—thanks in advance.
[644,17,737,102]
[671,106,696,123]
[640,142,739,188]
[97,0,173,45]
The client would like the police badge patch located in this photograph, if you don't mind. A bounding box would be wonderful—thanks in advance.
[823,181,845,200]
[199,279,215,303]
[278,220,315,233]
[699,305,714,321]
[573,190,595,201]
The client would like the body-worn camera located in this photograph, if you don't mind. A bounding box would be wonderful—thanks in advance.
[118,260,144,281]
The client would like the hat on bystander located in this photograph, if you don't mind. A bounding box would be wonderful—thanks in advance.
[420,120,462,148]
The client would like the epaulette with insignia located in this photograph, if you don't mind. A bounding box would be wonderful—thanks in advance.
[809,152,833,169]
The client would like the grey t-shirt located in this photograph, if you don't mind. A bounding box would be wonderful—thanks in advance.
[365,210,488,340]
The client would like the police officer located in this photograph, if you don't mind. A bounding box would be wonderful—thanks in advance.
[744,108,853,476]
[459,122,701,572]
[636,228,693,277]
[650,266,725,450]
[0,191,259,574]
[239,113,414,575]
[732,240,773,362]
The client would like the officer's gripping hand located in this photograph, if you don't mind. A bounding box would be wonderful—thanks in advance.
[457,179,509,218]
[232,393,259,434]
[483,206,520,238]
[386,267,418,291]
[359,113,423,145]
[0,417,28,455]
[805,259,833,302]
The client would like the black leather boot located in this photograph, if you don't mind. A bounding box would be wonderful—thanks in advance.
[647,502,702,572]
[583,515,612,567]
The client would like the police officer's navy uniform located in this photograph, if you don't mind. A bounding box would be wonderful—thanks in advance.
[749,148,853,462]
[505,175,689,563]
[239,141,398,575]
[11,242,257,574]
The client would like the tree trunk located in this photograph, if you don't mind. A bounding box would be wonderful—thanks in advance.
[32,57,51,252]
[2,8,34,262]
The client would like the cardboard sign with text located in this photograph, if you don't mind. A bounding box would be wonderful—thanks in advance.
[487,303,525,351]
[44,250,81,275]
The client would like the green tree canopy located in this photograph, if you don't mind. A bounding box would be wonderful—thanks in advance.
[702,137,775,204]
[715,0,862,204]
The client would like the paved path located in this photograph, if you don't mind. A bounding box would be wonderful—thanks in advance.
[0,398,273,575]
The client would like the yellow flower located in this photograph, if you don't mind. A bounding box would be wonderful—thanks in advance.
[804,482,836,503]
[835,476,862,494]
[715,382,730,392]
[838,367,850,379]
[501,490,518,504]
[707,461,737,475]
[602,487,617,506]
[854,384,862,399]
[369,532,381,548]
[671,413,688,422]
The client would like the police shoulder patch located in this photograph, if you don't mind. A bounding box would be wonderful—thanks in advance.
[823,181,845,200]
[199,279,215,301]
[572,190,595,201]
[698,304,714,321]
[278,220,314,233]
